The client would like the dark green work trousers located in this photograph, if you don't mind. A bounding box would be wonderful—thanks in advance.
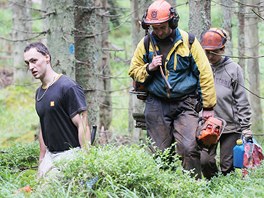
[144,94,201,179]
[200,132,241,179]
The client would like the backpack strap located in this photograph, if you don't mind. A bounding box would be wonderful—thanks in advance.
[144,34,150,63]
[188,32,195,50]
[144,32,195,62]
[144,32,195,59]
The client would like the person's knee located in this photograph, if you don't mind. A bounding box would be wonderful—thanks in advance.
[200,157,209,167]
[151,135,173,151]
[220,161,234,175]
[200,152,212,167]
[178,143,199,160]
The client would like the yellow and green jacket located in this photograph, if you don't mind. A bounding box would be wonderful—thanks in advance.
[129,28,216,109]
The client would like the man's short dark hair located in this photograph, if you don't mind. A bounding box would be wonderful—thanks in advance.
[24,42,51,61]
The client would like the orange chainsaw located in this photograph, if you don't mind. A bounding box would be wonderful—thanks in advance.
[196,117,226,149]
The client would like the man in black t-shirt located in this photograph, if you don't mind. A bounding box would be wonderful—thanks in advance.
[24,42,91,178]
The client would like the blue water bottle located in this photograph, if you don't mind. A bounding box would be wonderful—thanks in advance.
[233,139,244,168]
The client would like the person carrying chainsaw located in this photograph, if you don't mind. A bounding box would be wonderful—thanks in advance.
[200,28,252,179]
[128,0,216,179]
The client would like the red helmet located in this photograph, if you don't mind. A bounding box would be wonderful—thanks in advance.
[144,0,174,25]
[201,28,227,50]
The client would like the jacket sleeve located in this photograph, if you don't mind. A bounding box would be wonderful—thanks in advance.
[191,38,217,109]
[128,38,150,83]
[233,66,251,131]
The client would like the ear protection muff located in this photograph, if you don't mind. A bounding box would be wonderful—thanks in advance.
[212,29,227,46]
[220,29,227,45]
[141,7,179,30]
[168,7,179,29]
[141,9,149,30]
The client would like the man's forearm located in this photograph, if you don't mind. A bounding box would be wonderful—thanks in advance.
[39,128,46,162]
[78,125,91,147]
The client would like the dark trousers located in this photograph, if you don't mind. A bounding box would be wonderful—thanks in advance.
[200,133,241,179]
[144,95,201,179]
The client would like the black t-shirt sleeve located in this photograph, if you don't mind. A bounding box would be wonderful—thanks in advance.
[63,85,87,118]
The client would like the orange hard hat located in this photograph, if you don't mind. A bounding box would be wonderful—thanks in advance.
[144,0,173,25]
[201,28,227,50]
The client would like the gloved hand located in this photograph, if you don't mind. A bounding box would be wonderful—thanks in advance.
[202,109,214,120]
[242,129,253,139]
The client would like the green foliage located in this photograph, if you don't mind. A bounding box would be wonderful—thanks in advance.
[0,85,39,146]
[109,23,131,134]
[31,3,43,34]
[0,142,38,197]
[33,144,206,197]
[110,56,130,134]
[108,0,128,27]
[205,167,264,198]
[0,142,264,197]
[210,3,223,28]
[0,142,39,170]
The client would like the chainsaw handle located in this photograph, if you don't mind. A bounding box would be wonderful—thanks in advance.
[215,117,226,134]
[198,117,227,133]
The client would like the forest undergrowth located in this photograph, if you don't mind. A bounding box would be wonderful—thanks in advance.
[0,142,264,198]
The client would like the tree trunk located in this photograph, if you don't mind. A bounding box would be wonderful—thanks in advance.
[237,0,246,76]
[188,0,211,39]
[221,0,233,56]
[244,0,263,133]
[12,0,32,82]
[45,0,75,79]
[129,0,151,141]
[98,0,112,130]
[74,0,101,126]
